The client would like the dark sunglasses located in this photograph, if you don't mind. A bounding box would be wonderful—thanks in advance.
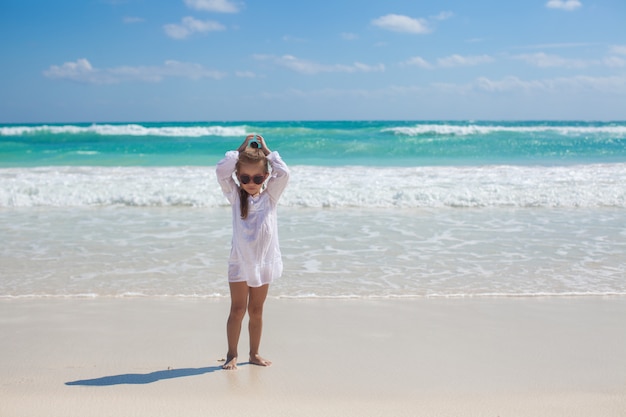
[239,174,266,185]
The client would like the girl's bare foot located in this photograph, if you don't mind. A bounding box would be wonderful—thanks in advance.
[250,354,272,367]
[222,356,238,370]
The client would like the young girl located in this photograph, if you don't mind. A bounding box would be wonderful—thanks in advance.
[216,134,290,370]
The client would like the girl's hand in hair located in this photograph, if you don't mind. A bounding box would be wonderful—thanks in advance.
[255,135,271,156]
[238,134,256,153]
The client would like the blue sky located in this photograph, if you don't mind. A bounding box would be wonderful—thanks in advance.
[1,0,625,122]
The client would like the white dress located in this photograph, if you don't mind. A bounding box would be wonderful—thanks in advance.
[216,151,290,287]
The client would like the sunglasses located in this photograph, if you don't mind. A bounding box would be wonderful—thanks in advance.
[239,174,266,185]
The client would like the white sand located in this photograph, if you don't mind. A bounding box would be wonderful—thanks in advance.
[1,297,625,417]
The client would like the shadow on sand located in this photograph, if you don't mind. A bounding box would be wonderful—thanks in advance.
[65,366,224,386]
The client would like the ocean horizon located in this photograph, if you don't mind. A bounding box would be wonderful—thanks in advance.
[1,120,625,299]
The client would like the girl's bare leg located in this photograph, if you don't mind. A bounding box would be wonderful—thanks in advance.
[223,281,249,370]
[248,284,272,366]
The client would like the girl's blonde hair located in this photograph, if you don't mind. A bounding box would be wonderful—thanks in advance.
[236,147,269,219]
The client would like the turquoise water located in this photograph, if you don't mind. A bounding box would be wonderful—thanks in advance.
[2,120,626,167]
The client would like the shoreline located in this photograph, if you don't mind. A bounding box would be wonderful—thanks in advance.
[2,297,625,416]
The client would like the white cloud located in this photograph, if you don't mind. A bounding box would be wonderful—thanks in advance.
[431,11,454,21]
[164,16,225,39]
[514,51,626,69]
[43,59,226,84]
[513,52,590,68]
[261,75,626,102]
[371,14,430,34]
[351,62,385,72]
[561,75,626,93]
[473,76,547,93]
[235,71,257,78]
[184,0,240,13]
[403,56,434,69]
[545,0,582,11]
[341,32,359,41]
[376,76,626,96]
[43,59,113,84]
[604,56,626,68]
[437,54,494,67]
[435,75,626,94]
[254,54,385,75]
[515,42,594,50]
[403,54,493,69]
[610,45,626,55]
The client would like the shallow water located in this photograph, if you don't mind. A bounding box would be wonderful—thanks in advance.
[2,206,624,299]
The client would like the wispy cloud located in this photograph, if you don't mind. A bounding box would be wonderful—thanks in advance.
[122,16,144,24]
[603,56,626,68]
[184,0,241,13]
[431,11,454,21]
[408,76,626,96]
[43,58,226,84]
[371,14,431,34]
[254,54,385,75]
[513,52,591,68]
[403,54,494,69]
[606,45,626,67]
[403,56,433,69]
[478,75,624,93]
[472,76,551,93]
[610,45,626,55]
[251,74,626,102]
[438,54,494,67]
[513,42,595,50]
[341,32,359,41]
[164,16,225,39]
[235,71,258,78]
[282,35,307,43]
[372,11,452,35]
[545,0,582,11]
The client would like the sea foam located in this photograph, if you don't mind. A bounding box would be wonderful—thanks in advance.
[383,124,626,136]
[0,124,247,137]
[3,122,626,138]
[1,164,625,208]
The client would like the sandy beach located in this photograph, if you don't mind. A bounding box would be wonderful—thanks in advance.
[1,296,625,417]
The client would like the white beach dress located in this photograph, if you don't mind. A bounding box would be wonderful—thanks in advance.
[216,151,290,287]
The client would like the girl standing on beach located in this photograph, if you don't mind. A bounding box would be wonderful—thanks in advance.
[216,134,290,370]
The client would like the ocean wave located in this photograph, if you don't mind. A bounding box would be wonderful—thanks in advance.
[1,164,625,208]
[0,124,247,137]
[4,122,625,139]
[383,124,626,137]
